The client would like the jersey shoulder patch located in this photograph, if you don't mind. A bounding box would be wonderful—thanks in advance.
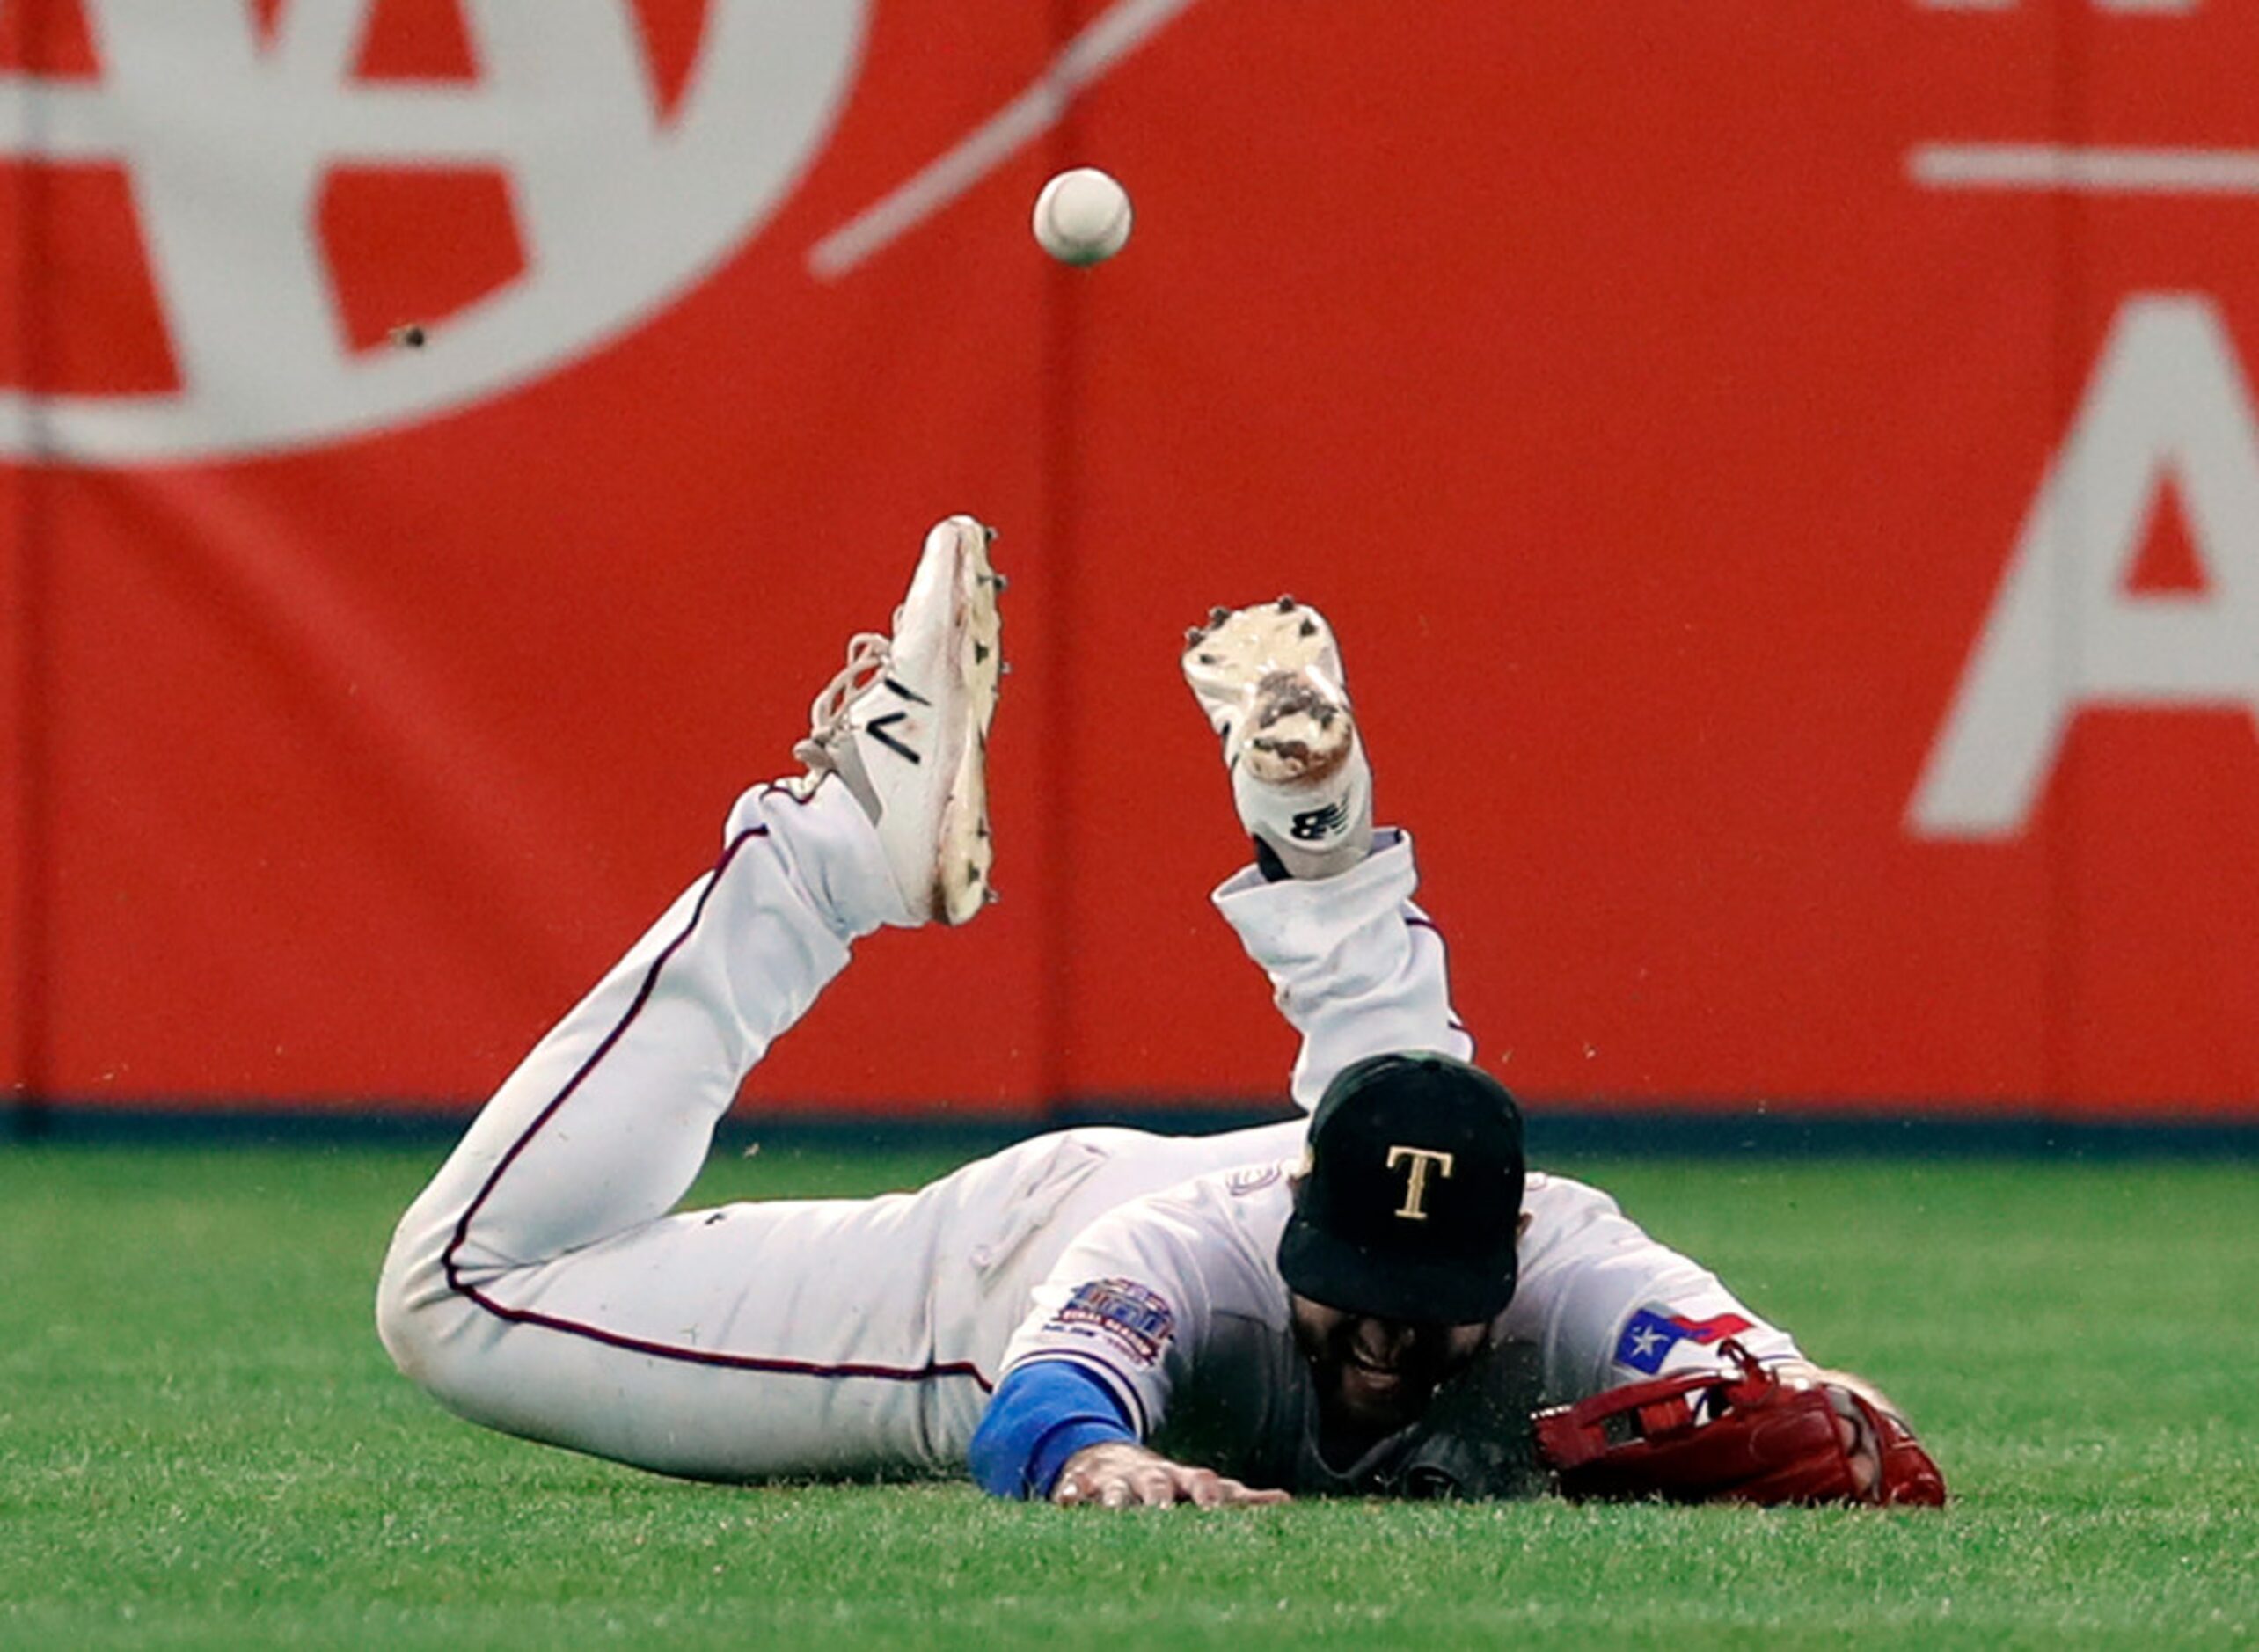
[1615,1306,1756,1375]
[1045,1277,1176,1367]
[1225,1163,1284,1196]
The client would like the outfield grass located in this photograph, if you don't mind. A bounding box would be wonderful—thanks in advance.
[2,1143,2253,1648]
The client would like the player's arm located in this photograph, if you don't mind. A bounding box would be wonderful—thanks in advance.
[1511,1178,1945,1507]
[968,1363,1288,1505]
[972,1199,1292,1508]
[967,1359,1134,1498]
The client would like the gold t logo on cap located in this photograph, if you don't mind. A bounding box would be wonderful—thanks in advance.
[1385,1145,1456,1220]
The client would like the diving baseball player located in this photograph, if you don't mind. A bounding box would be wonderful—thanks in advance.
[375,516,1945,1508]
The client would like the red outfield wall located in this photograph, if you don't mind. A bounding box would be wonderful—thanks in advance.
[4,1,2255,1122]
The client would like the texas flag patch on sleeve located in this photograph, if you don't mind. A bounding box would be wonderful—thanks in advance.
[1614,1307,1755,1375]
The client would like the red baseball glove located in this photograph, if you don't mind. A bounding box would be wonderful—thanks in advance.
[1533,1340,1947,1507]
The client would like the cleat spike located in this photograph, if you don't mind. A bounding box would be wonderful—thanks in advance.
[1209,605,1232,625]
[1276,594,1298,612]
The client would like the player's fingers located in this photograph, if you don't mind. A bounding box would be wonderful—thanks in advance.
[1179,1468,1225,1509]
[1053,1473,1087,1506]
[1847,1437,1879,1498]
[1828,1393,1882,1499]
[1217,1478,1292,1506]
[1100,1478,1136,1509]
[1134,1466,1179,1508]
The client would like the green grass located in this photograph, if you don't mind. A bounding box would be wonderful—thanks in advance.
[2,1144,2254,1648]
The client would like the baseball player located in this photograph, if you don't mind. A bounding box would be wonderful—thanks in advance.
[376,516,1945,1509]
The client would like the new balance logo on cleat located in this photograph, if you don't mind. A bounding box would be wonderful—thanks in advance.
[1290,798,1353,842]
[864,712,922,764]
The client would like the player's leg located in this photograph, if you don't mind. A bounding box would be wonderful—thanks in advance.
[375,515,1006,1480]
[1181,599,1473,1110]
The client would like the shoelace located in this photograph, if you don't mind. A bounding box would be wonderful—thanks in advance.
[793,632,892,776]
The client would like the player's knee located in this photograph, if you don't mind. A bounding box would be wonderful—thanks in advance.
[373,1258,426,1384]
[372,1219,455,1386]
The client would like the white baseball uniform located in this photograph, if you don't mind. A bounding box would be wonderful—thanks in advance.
[376,778,1795,1488]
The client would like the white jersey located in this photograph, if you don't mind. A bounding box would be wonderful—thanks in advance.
[1000,1159,1798,1497]
[377,782,1804,1490]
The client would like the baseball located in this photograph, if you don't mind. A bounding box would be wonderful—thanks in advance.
[1033,167,1133,266]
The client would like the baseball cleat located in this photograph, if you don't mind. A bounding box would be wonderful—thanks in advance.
[1182,596,1372,880]
[791,515,1004,924]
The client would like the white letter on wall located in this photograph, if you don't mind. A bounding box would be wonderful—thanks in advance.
[1910,295,2259,839]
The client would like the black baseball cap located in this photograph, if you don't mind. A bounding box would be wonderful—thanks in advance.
[1277,1052,1525,1326]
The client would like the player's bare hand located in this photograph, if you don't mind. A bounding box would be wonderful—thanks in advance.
[1821,1385,1882,1499]
[1053,1442,1290,1509]
[1781,1360,1887,1500]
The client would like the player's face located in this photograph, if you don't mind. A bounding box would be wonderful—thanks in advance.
[1288,1296,1491,1436]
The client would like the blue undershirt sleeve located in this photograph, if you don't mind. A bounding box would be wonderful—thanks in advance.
[969,1361,1137,1500]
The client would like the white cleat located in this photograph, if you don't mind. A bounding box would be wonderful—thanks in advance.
[1181,595,1373,881]
[792,515,1005,925]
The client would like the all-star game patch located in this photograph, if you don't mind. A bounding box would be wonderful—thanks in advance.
[1226,1163,1284,1196]
[1047,1278,1176,1367]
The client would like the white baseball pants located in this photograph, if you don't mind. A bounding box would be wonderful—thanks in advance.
[375,779,1466,1480]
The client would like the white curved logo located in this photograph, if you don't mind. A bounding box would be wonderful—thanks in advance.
[0,0,866,464]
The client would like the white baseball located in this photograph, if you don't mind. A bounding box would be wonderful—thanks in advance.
[1033,168,1133,266]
